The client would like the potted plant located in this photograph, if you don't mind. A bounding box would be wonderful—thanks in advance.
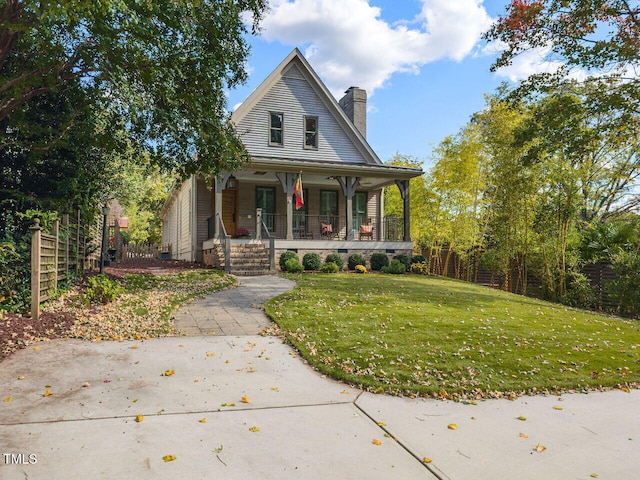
[234,227,250,238]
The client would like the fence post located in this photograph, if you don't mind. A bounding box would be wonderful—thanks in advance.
[63,213,69,276]
[30,219,42,320]
[52,218,59,294]
[256,208,262,240]
[76,210,81,274]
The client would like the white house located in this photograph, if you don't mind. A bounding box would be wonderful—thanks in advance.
[160,49,422,274]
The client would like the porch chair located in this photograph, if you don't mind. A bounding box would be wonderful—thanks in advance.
[320,219,336,240]
[359,218,374,240]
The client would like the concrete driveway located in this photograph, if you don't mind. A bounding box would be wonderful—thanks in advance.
[1,276,638,479]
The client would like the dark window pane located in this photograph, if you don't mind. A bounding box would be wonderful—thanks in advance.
[271,129,282,145]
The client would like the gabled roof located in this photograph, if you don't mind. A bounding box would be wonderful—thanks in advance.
[231,48,382,166]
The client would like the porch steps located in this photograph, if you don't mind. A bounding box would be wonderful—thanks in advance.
[213,243,271,276]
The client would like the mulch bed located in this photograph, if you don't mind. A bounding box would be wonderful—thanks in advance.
[0,260,212,362]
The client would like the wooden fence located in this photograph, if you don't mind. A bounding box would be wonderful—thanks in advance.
[423,247,618,311]
[30,213,86,319]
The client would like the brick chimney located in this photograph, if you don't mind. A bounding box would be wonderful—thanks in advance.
[339,87,367,138]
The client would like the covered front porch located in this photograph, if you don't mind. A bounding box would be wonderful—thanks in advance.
[208,157,419,244]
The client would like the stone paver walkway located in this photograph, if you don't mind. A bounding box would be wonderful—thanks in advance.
[172,275,296,336]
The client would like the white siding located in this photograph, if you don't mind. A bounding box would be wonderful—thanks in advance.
[236,71,366,164]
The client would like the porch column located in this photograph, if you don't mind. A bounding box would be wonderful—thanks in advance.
[337,176,360,241]
[395,179,411,242]
[214,172,233,237]
[276,172,296,240]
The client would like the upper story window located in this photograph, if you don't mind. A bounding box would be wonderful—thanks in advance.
[304,116,318,149]
[269,112,284,146]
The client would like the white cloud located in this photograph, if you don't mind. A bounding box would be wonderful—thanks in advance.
[259,0,493,95]
[490,43,589,83]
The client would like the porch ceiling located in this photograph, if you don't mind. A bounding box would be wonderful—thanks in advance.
[233,157,422,190]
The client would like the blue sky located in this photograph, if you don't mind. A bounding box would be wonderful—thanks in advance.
[227,1,546,168]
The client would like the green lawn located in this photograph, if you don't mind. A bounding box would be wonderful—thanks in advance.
[265,273,640,399]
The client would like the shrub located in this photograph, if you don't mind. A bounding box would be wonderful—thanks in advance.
[348,253,366,270]
[0,241,30,313]
[85,274,123,305]
[393,254,411,270]
[355,264,367,274]
[325,253,344,270]
[607,250,640,317]
[411,255,426,264]
[302,253,322,271]
[389,259,406,274]
[381,266,390,274]
[284,258,304,273]
[370,253,389,271]
[410,262,429,275]
[321,262,339,273]
[279,251,299,270]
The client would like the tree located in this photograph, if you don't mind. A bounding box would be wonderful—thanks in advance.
[424,127,486,278]
[484,1,640,131]
[1,0,267,177]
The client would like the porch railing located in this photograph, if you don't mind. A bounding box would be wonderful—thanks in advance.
[261,214,405,241]
[217,213,231,273]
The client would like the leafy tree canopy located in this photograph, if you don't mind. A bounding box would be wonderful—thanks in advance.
[1,0,267,178]
[484,1,640,123]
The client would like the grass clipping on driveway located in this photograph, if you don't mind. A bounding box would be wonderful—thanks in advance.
[265,274,640,400]
[52,270,235,341]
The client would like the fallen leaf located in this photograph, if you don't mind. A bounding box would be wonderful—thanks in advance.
[447,424,459,430]
[45,384,52,388]
[162,370,175,377]
[620,386,630,393]
[199,418,207,423]
[535,443,547,452]
[519,433,529,438]
[590,474,598,478]
[3,397,12,403]
[135,414,144,422]
[17,375,25,380]
[225,359,231,364]
[82,382,91,387]
[271,387,279,391]
[340,390,349,395]
[423,457,433,464]
[206,353,216,357]
[553,406,563,410]
[249,426,260,432]
[516,415,527,421]
[213,445,223,454]
[130,345,138,349]
[377,422,387,427]
[193,379,199,383]
[162,455,177,462]
[241,395,250,404]
[43,390,52,397]
[372,439,382,445]
[33,346,39,350]
[221,402,236,407]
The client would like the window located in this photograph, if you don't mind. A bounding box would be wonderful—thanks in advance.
[352,192,367,218]
[320,190,338,219]
[269,112,283,146]
[256,187,276,231]
[304,116,318,149]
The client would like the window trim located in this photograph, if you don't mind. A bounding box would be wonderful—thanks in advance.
[303,115,318,150]
[269,112,284,147]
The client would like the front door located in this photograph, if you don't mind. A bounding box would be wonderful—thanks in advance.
[222,187,238,236]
